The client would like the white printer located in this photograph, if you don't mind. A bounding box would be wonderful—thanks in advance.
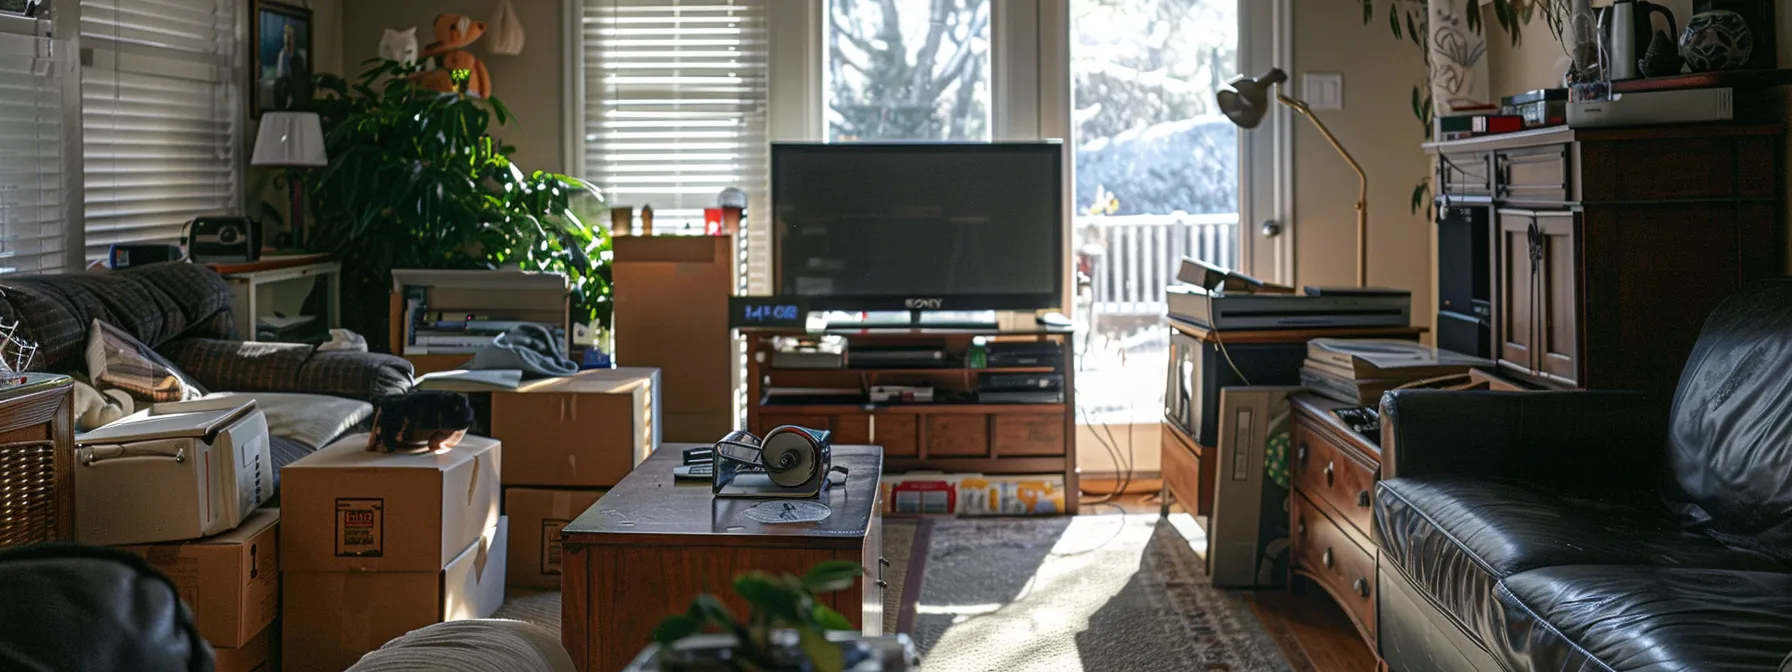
[75,398,272,545]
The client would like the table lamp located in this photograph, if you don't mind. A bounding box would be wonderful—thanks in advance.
[1218,68,1368,287]
[251,111,329,249]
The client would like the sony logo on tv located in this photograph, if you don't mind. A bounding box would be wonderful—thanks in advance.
[904,298,944,310]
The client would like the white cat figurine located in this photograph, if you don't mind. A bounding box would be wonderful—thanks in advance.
[378,27,418,65]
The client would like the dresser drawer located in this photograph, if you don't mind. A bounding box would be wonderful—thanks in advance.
[1438,151,1491,198]
[1291,419,1377,538]
[1496,145,1570,204]
[993,414,1066,456]
[1292,493,1376,642]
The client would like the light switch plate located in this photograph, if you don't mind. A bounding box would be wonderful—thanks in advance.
[1303,72,1344,110]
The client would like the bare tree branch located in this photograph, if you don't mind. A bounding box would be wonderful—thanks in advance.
[923,2,988,102]
[909,0,951,104]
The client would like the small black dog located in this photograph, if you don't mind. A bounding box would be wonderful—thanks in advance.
[367,390,476,453]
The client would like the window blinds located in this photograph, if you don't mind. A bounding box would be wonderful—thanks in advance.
[0,32,73,274]
[80,0,239,261]
[581,0,770,291]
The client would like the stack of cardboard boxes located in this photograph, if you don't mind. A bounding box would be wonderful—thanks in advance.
[489,367,660,590]
[279,433,507,671]
[117,508,283,671]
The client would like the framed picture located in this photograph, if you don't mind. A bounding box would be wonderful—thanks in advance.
[250,0,312,118]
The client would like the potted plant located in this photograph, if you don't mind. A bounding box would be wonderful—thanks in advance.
[639,561,915,672]
[294,61,611,350]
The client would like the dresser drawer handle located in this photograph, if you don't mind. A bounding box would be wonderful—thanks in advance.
[875,579,889,589]
[1324,460,1335,487]
[1322,548,1334,569]
[1297,519,1306,536]
[1357,490,1371,508]
[1354,577,1370,597]
[879,557,891,568]
[1297,443,1308,464]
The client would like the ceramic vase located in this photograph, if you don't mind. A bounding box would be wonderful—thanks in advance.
[1429,0,1492,114]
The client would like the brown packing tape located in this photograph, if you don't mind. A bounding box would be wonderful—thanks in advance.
[343,574,374,653]
[551,491,574,520]
[474,531,490,579]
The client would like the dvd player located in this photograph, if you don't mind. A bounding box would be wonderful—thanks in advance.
[1167,285,1411,331]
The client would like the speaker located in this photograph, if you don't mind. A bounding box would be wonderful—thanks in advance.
[1437,206,1490,318]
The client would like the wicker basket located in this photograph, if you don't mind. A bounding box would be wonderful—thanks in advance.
[0,375,75,547]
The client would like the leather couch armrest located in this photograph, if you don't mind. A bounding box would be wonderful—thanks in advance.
[1380,389,1669,488]
[160,338,414,402]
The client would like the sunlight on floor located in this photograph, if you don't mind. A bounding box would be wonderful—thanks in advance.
[917,511,1209,671]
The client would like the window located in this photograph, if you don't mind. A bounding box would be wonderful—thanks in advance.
[0,14,72,274]
[80,0,240,262]
[824,0,990,141]
[1071,0,1239,425]
[579,1,768,227]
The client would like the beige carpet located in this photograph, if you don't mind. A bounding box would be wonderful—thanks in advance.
[491,519,930,635]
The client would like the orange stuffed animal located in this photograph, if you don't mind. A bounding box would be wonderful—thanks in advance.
[411,13,492,98]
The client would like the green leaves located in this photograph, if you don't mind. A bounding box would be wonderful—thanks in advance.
[295,59,612,345]
[650,562,864,672]
[802,560,864,594]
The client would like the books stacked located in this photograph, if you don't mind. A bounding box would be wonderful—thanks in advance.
[404,310,566,355]
[1300,339,1493,406]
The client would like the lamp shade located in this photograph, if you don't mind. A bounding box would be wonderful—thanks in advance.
[1215,68,1289,130]
[251,111,328,167]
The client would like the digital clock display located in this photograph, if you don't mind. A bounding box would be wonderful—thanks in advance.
[729,296,809,328]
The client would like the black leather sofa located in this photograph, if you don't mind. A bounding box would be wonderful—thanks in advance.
[1375,280,1792,671]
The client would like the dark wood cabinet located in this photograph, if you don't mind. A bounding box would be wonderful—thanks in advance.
[1431,123,1783,392]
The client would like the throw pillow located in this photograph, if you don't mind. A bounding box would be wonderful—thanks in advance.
[84,319,207,402]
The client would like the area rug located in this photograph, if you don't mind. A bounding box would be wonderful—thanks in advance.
[910,512,1293,672]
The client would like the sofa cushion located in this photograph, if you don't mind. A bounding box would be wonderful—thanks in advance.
[1375,477,1785,645]
[0,263,233,373]
[161,338,414,401]
[1668,279,1792,562]
[202,391,374,449]
[1492,566,1792,672]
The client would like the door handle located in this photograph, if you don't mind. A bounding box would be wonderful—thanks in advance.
[1260,220,1282,237]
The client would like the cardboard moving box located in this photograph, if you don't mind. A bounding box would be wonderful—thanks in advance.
[284,517,509,672]
[504,487,606,589]
[212,624,274,672]
[281,433,500,573]
[117,508,279,649]
[491,367,659,488]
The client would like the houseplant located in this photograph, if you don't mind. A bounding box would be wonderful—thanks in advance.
[647,561,872,671]
[296,60,611,350]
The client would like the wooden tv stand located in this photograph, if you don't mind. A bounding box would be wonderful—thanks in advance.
[742,327,1078,514]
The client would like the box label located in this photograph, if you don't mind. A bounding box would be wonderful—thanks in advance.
[540,518,569,575]
[335,498,384,557]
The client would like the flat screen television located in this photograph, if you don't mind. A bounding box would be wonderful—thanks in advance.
[772,142,1065,313]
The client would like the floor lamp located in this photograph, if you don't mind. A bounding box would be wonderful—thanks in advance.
[252,112,329,249]
[1217,68,1368,288]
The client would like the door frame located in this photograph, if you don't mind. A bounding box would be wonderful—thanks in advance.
[1239,0,1295,284]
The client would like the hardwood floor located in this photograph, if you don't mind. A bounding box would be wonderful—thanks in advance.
[1079,493,1378,672]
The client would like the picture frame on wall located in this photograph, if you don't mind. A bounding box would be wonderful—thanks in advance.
[251,0,312,118]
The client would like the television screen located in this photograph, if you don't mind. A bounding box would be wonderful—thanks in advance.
[772,143,1064,312]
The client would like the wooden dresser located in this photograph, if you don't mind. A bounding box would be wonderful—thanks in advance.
[1289,394,1380,647]
[1428,123,1783,392]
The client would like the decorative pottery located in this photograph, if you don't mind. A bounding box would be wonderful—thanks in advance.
[1638,31,1685,77]
[1679,10,1754,72]
[1429,0,1491,114]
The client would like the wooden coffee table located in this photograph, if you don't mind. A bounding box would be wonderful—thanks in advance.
[559,443,886,672]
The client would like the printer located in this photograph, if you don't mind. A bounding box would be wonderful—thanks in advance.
[75,398,272,545]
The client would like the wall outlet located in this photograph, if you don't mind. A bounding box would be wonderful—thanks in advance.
[1303,72,1344,110]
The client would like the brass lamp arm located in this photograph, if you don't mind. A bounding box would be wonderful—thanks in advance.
[1276,92,1370,287]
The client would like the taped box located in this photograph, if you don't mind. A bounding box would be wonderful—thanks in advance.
[284,517,508,672]
[958,475,1067,516]
[504,487,606,589]
[117,508,279,649]
[280,433,500,573]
